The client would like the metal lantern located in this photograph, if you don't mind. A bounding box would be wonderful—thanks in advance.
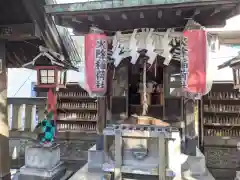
[34,63,66,123]
[35,66,66,89]
[22,46,68,90]
[22,46,76,130]
[84,27,108,96]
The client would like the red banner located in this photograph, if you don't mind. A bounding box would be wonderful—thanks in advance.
[183,30,207,94]
[85,33,108,95]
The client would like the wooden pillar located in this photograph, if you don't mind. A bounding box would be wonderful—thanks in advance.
[97,97,106,134]
[199,99,204,152]
[184,99,197,156]
[194,101,200,148]
[96,96,107,150]
[110,62,129,121]
[0,41,10,179]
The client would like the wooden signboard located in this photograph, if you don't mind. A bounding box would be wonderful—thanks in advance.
[0,23,39,41]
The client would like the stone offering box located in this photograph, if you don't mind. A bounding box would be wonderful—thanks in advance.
[19,144,66,179]
[101,124,182,180]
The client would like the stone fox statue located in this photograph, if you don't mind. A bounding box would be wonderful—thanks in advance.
[35,110,55,145]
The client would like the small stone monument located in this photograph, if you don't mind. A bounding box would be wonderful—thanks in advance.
[18,144,66,180]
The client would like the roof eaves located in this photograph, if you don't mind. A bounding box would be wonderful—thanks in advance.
[218,53,240,70]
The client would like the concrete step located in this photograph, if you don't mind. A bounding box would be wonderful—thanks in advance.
[181,149,207,177]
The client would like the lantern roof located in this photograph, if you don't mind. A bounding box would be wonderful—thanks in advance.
[22,46,78,71]
[44,0,239,35]
[218,52,240,69]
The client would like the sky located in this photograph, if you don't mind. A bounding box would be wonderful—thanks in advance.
[7,1,240,97]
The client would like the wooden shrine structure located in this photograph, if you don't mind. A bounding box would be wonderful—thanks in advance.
[1,0,240,179]
[44,0,240,144]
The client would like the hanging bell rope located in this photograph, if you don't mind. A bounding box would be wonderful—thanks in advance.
[142,60,148,115]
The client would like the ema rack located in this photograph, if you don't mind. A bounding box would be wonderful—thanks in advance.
[102,124,181,180]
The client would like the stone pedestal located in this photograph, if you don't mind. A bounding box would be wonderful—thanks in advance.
[235,171,240,180]
[81,145,216,180]
[18,144,66,180]
[88,145,104,171]
[25,144,60,169]
[181,149,215,180]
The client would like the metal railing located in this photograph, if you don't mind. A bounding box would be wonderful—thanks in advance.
[7,97,47,132]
